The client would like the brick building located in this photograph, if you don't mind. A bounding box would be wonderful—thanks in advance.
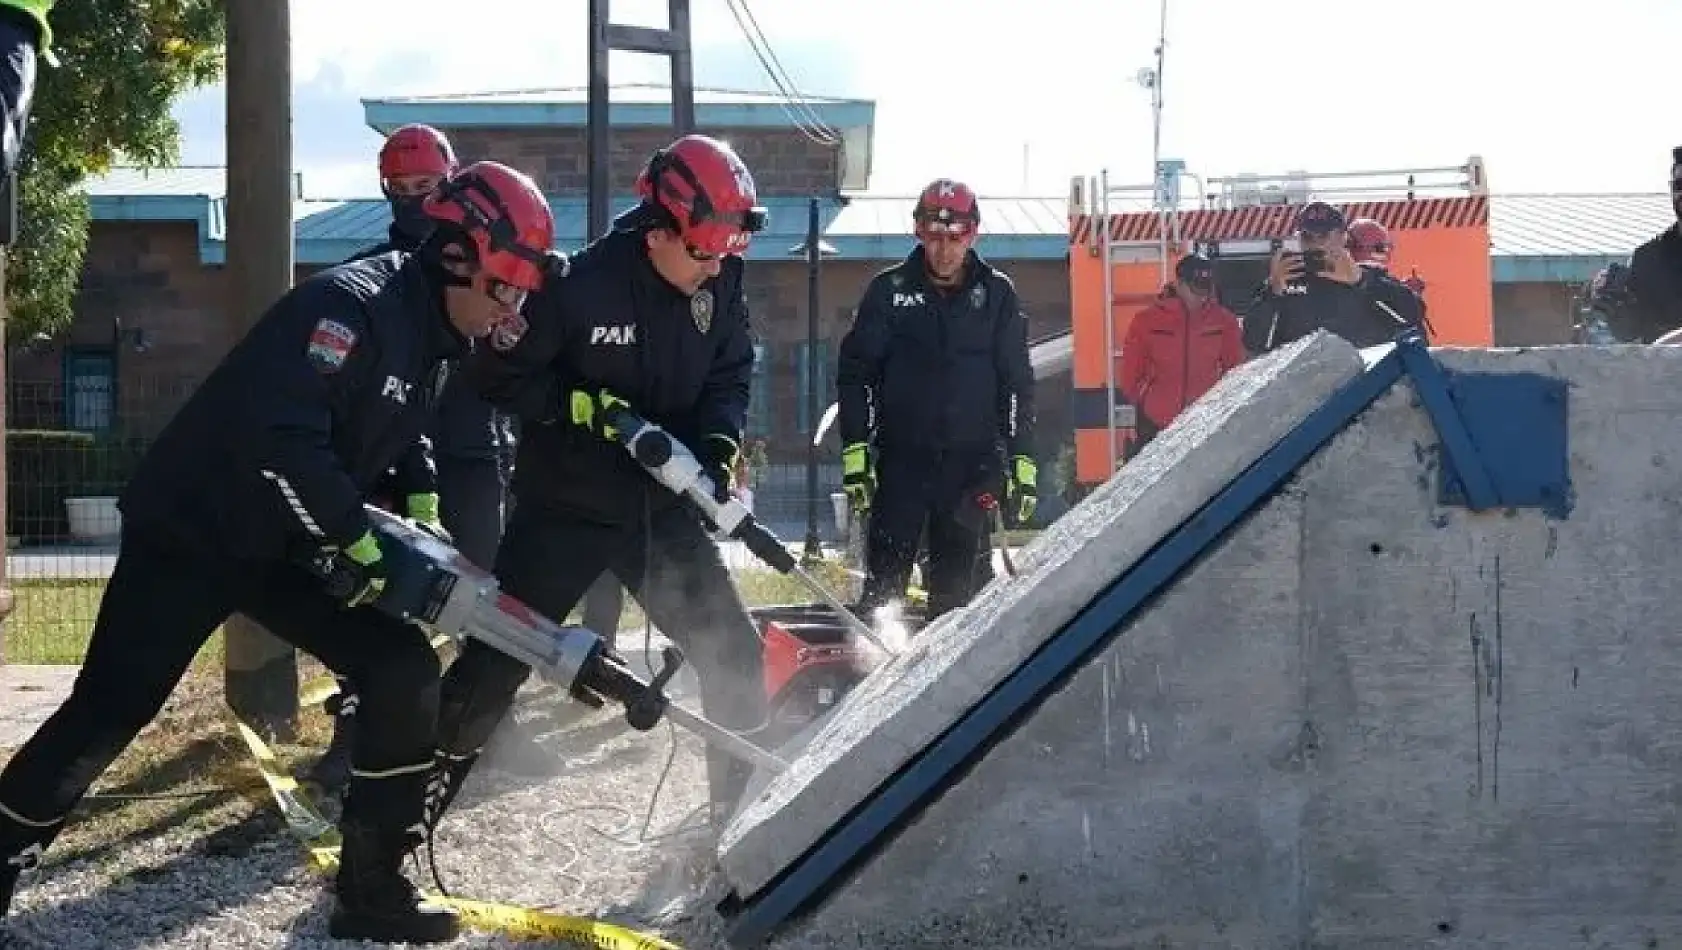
[7,85,1675,531]
[11,87,1073,482]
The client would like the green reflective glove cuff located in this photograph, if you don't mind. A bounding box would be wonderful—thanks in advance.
[345,530,382,566]
[568,390,595,428]
[1011,455,1038,484]
[841,442,870,476]
[406,492,441,525]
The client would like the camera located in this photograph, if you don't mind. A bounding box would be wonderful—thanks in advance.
[1277,238,1328,277]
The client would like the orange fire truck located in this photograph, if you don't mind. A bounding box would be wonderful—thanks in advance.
[1065,157,1495,490]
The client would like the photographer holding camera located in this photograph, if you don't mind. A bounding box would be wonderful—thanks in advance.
[1240,202,1425,354]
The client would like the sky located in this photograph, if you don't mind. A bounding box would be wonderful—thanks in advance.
[168,0,1682,201]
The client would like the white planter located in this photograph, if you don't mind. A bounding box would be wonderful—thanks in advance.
[64,496,121,543]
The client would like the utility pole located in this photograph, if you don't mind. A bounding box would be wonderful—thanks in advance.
[0,168,16,653]
[801,198,822,563]
[587,0,696,239]
[223,0,298,740]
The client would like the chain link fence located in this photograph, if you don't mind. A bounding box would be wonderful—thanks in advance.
[5,374,181,665]
[0,370,859,664]
[0,366,1063,665]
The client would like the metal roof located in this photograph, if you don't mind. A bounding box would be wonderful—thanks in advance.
[71,163,1679,279]
[1489,193,1672,256]
[1486,192,1671,282]
[80,165,230,197]
[362,82,876,132]
[830,196,1066,236]
[826,196,1069,260]
[366,83,869,108]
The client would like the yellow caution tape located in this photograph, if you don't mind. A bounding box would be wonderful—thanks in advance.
[298,632,454,707]
[235,721,342,870]
[435,896,682,949]
[234,719,684,948]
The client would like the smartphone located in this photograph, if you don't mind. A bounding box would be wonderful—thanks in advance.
[1301,249,1328,275]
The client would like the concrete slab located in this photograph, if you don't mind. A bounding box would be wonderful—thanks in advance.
[704,342,1682,948]
[718,330,1367,899]
[0,664,77,750]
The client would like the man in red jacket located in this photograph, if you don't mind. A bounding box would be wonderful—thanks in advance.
[1119,252,1245,458]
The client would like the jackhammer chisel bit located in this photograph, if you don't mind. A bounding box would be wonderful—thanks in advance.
[304,505,789,774]
[603,408,896,656]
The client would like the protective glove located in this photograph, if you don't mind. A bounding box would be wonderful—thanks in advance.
[695,433,740,504]
[1588,262,1633,315]
[1004,454,1038,526]
[841,442,874,512]
[568,387,634,442]
[328,529,389,608]
[405,491,452,544]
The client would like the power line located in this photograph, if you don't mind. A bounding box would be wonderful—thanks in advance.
[719,0,839,146]
[728,0,839,141]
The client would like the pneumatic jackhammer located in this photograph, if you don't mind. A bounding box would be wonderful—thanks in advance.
[305,504,789,774]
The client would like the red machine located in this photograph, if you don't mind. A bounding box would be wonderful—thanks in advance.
[751,603,924,745]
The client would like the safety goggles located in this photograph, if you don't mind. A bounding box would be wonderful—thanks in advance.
[485,276,528,314]
[684,210,765,258]
[918,218,976,238]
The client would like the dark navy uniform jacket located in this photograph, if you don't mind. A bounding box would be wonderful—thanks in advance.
[1239,266,1425,353]
[120,253,464,561]
[347,224,513,461]
[466,227,754,527]
[836,247,1036,458]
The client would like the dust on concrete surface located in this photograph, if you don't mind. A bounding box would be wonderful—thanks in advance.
[0,631,743,950]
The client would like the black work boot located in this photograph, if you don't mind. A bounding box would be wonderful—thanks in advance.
[307,686,358,795]
[1,845,40,920]
[328,822,459,944]
[0,810,47,921]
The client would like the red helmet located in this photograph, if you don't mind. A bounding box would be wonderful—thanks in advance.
[634,134,767,256]
[379,124,458,184]
[1347,217,1392,265]
[913,179,980,241]
[421,161,555,293]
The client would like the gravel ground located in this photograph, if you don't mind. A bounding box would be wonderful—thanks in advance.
[0,634,744,950]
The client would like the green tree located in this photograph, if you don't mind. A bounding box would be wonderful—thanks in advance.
[7,1,225,343]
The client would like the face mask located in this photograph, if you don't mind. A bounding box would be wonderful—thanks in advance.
[391,195,436,242]
[1184,277,1213,295]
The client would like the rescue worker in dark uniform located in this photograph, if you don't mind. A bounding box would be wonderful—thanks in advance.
[309,124,544,791]
[0,162,557,945]
[1240,201,1426,353]
[425,134,769,830]
[0,0,51,180]
[1584,147,1682,343]
[837,179,1038,621]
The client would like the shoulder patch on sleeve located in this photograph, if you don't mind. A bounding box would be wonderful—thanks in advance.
[307,318,358,373]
